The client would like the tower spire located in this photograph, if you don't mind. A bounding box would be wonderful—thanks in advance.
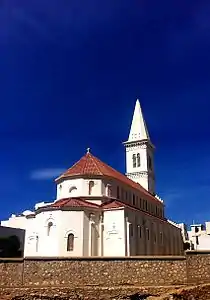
[124,99,155,195]
[128,99,150,142]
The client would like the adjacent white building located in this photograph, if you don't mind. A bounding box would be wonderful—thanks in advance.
[1,99,183,257]
[179,222,210,251]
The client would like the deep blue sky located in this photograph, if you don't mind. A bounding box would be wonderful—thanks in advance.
[1,0,210,225]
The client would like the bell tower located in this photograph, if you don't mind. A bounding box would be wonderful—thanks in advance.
[123,99,155,195]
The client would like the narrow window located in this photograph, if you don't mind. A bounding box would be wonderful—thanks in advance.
[196,236,199,245]
[117,186,120,199]
[121,188,124,200]
[147,228,150,240]
[140,198,142,208]
[133,194,136,206]
[133,154,137,168]
[130,224,133,237]
[195,226,199,233]
[47,222,53,236]
[88,181,94,195]
[160,232,163,244]
[67,233,74,251]
[154,234,157,244]
[125,191,128,200]
[139,226,142,238]
[145,200,148,211]
[137,153,141,167]
[106,184,112,197]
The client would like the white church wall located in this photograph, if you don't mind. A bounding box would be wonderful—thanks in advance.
[103,209,126,256]
[56,178,102,200]
[83,212,90,256]
[24,217,38,257]
[32,210,84,257]
[57,210,84,256]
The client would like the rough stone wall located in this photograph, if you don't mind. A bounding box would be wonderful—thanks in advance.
[186,252,210,284]
[1,253,210,289]
[0,259,23,287]
[23,257,187,287]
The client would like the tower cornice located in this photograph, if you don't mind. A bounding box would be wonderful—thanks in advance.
[123,139,155,150]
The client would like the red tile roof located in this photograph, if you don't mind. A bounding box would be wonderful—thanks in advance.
[101,200,125,209]
[40,198,170,225]
[56,152,159,204]
[45,197,100,209]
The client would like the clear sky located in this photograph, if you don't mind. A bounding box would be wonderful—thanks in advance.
[0,0,210,225]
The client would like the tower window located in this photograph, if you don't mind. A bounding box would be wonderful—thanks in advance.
[67,233,74,251]
[137,153,141,167]
[88,181,94,195]
[132,154,137,168]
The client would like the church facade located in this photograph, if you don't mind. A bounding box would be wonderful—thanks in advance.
[1,100,183,257]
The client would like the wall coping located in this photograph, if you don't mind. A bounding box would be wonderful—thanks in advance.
[22,255,186,261]
[0,255,188,262]
[0,258,23,262]
[186,250,210,255]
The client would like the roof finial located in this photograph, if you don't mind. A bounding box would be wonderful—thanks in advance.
[87,147,90,153]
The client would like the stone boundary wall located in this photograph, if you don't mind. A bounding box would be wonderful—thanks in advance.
[0,253,210,288]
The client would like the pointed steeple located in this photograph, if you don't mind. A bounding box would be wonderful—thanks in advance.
[124,98,155,195]
[127,99,150,142]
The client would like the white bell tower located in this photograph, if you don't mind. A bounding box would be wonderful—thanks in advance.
[123,99,155,195]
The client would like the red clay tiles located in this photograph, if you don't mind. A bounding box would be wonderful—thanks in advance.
[56,152,159,204]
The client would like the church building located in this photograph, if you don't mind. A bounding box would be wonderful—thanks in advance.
[1,99,183,257]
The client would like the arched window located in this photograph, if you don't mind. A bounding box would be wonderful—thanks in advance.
[137,153,141,167]
[47,222,53,236]
[59,184,62,191]
[106,184,112,197]
[67,233,74,251]
[88,181,94,195]
[69,186,77,194]
[132,154,136,168]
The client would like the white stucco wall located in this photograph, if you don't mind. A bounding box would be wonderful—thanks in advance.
[1,215,27,229]
[103,209,126,256]
[56,178,102,200]
[24,210,85,257]
[124,142,155,194]
[187,223,210,251]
